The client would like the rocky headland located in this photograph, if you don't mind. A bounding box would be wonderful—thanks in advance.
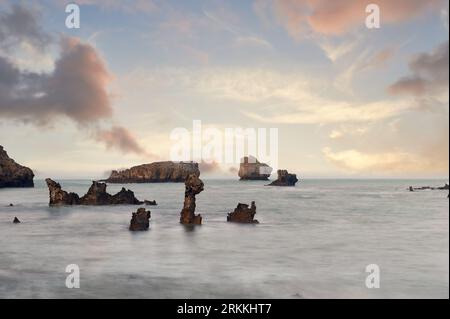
[129,208,151,231]
[0,145,34,188]
[180,174,204,225]
[267,169,298,186]
[227,202,259,224]
[45,178,150,206]
[238,156,272,180]
[105,161,200,183]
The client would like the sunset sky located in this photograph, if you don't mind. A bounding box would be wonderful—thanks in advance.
[0,0,448,179]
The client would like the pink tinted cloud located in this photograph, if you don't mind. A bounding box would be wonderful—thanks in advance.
[266,0,445,38]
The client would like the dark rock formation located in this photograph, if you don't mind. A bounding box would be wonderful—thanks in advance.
[144,200,157,206]
[105,161,200,183]
[45,179,80,205]
[227,202,259,224]
[267,170,298,186]
[8,203,13,207]
[13,217,20,224]
[180,174,203,225]
[0,145,34,188]
[45,178,149,206]
[238,156,272,180]
[409,183,449,191]
[129,208,151,231]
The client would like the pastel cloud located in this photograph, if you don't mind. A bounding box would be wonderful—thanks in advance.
[0,36,114,124]
[388,41,449,96]
[96,126,152,157]
[322,147,447,174]
[0,4,148,156]
[258,0,445,38]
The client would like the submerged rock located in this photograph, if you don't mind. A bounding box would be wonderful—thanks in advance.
[180,174,203,225]
[105,161,200,183]
[45,178,150,206]
[144,200,157,206]
[267,170,298,186]
[8,203,13,207]
[238,156,272,180]
[227,202,259,224]
[13,217,20,224]
[0,145,34,188]
[129,208,151,231]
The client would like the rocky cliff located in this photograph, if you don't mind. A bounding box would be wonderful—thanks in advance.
[105,161,200,183]
[238,156,272,180]
[0,145,34,188]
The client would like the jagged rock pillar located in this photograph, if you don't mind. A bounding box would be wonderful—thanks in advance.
[180,174,204,225]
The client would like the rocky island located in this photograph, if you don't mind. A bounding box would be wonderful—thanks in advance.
[238,156,272,180]
[105,161,200,183]
[267,170,298,186]
[0,145,34,188]
[180,174,204,225]
[227,202,259,224]
[45,178,151,206]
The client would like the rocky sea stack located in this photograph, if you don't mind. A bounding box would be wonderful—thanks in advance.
[105,161,200,183]
[129,208,151,231]
[180,174,204,225]
[227,202,259,224]
[45,178,149,206]
[267,170,298,186]
[238,156,272,180]
[0,145,34,188]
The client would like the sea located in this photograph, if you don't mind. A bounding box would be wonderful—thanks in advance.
[0,179,448,299]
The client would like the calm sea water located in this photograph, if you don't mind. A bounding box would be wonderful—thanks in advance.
[0,179,448,299]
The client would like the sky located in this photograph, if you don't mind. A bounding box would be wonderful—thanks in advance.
[0,0,448,179]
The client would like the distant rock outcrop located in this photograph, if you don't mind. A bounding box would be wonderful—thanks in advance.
[180,174,203,225]
[227,202,259,224]
[267,170,298,186]
[238,156,272,180]
[409,184,449,191]
[0,145,34,188]
[13,217,21,224]
[105,161,200,183]
[45,178,149,206]
[129,208,151,231]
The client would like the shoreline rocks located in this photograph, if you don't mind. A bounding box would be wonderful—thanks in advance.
[238,156,272,181]
[129,208,151,231]
[45,178,151,206]
[13,217,20,224]
[180,174,203,225]
[0,145,34,188]
[227,202,259,224]
[267,170,298,186]
[105,161,200,183]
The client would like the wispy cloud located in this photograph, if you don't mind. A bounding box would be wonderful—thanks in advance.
[256,0,445,39]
